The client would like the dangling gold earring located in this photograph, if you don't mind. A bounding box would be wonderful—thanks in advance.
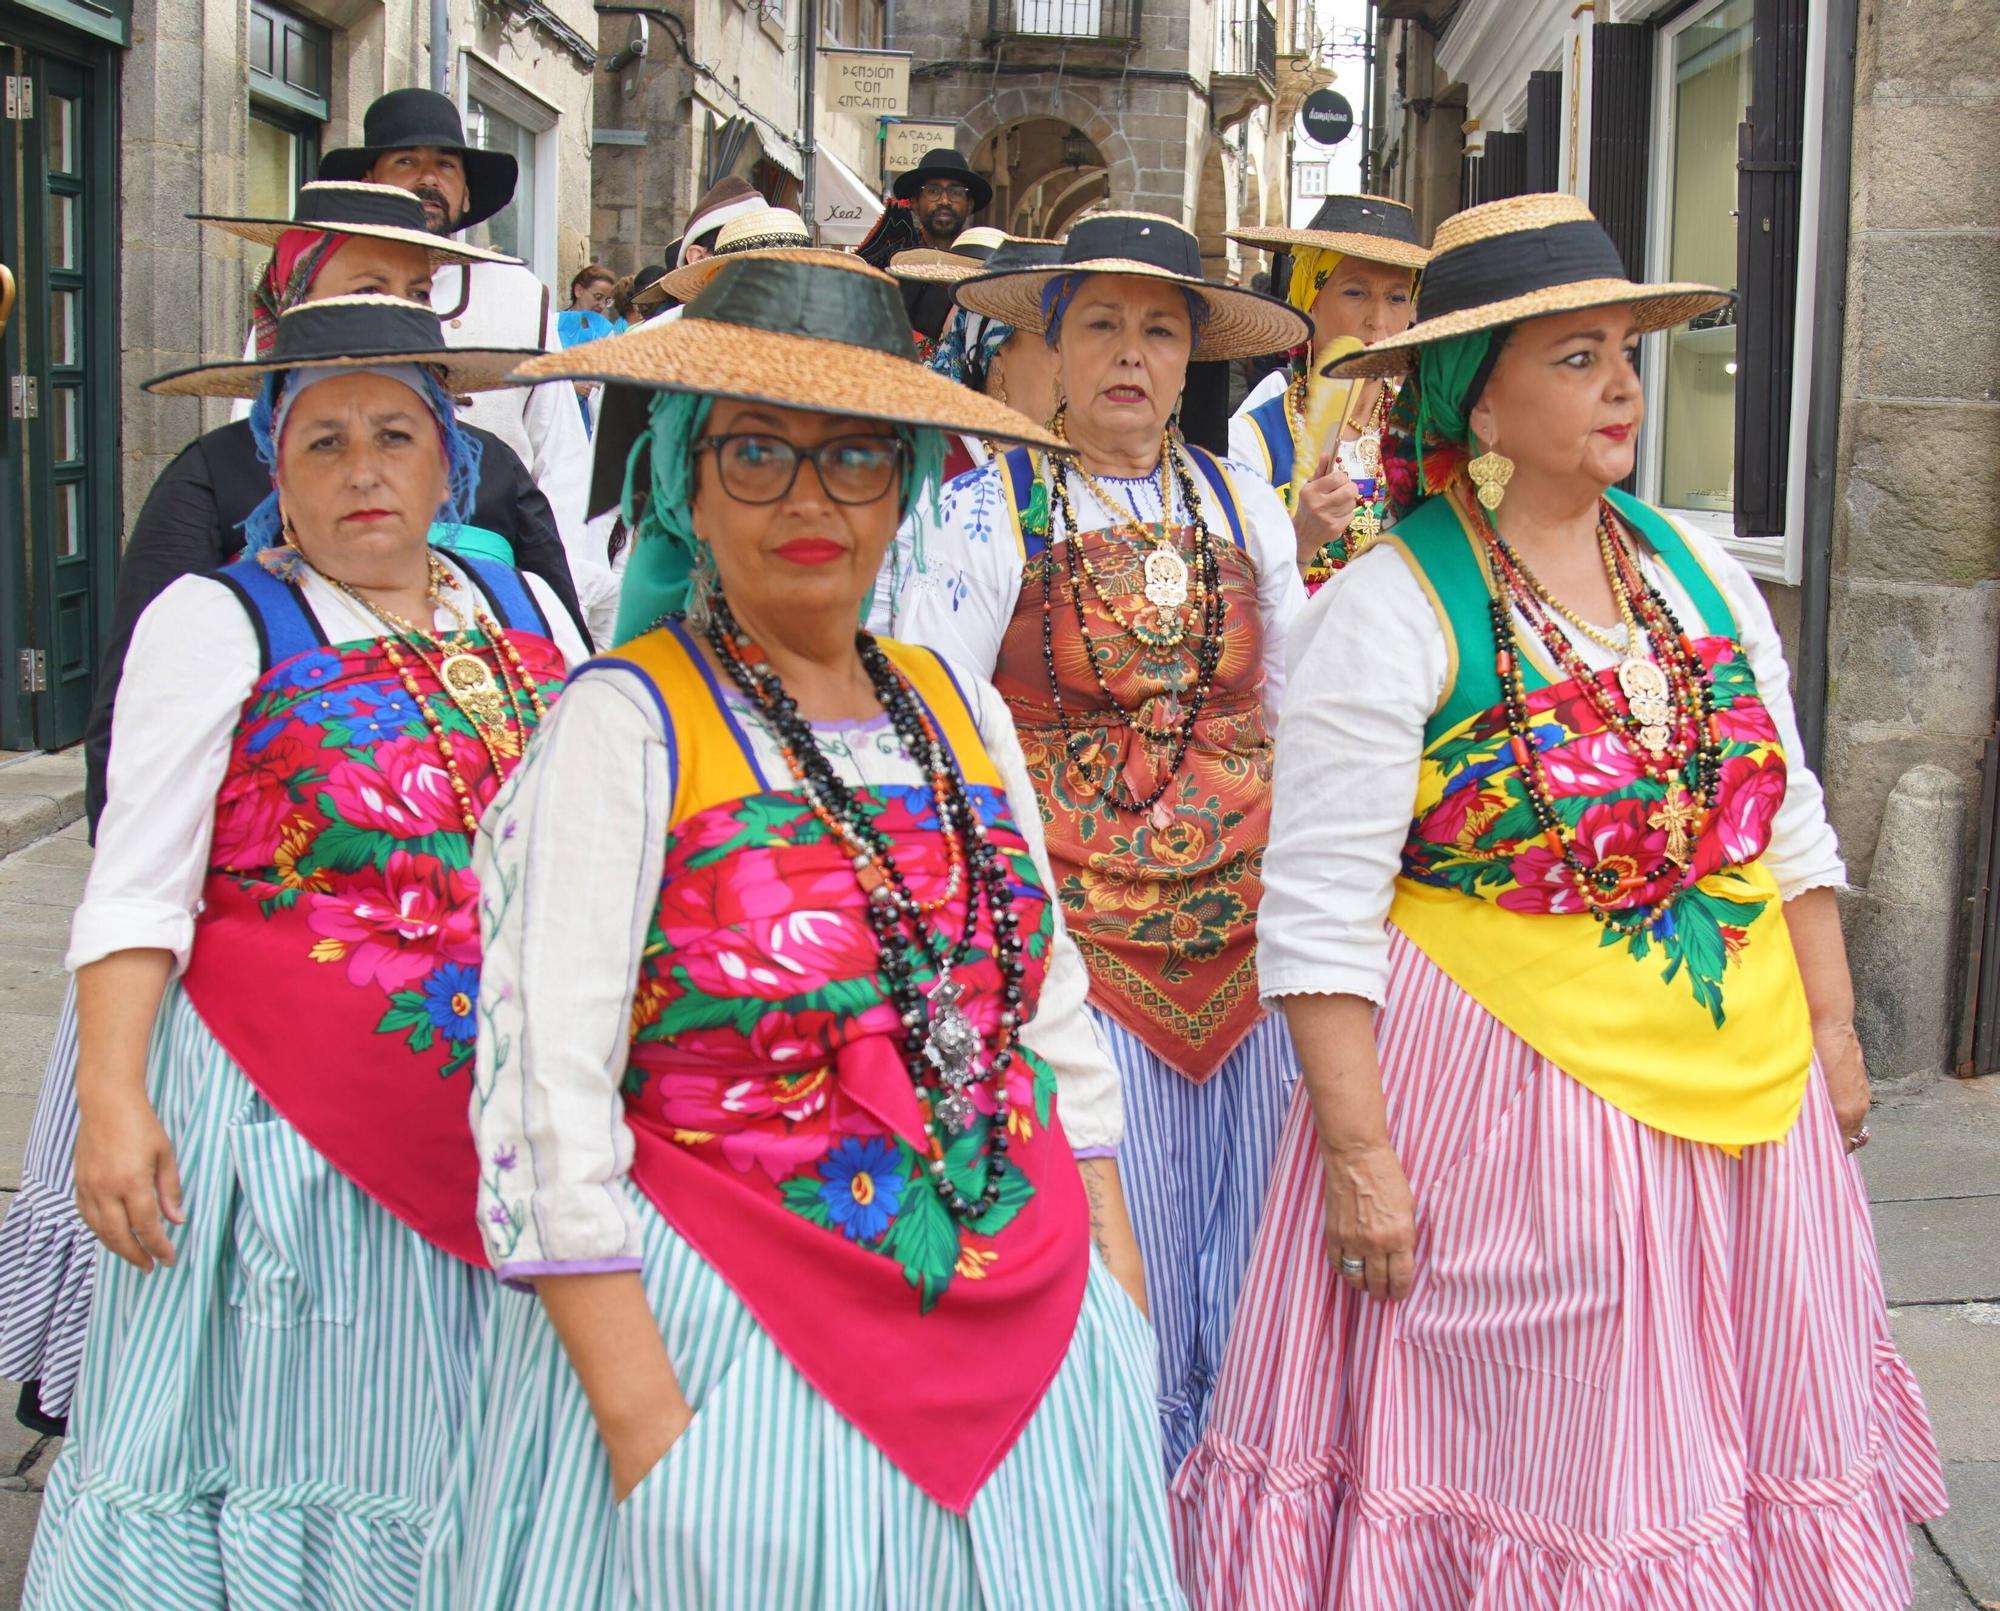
[1049,396,1069,439]
[1467,442,1514,512]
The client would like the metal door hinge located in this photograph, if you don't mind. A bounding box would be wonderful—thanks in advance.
[2,77,31,120]
[9,375,36,419]
[17,650,46,695]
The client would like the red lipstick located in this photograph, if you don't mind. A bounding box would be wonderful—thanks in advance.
[774,538,845,566]
[1597,424,1633,442]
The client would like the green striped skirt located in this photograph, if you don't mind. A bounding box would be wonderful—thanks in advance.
[417,1184,1186,1610]
[23,986,491,1610]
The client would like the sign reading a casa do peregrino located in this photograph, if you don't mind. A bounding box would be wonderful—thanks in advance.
[881,119,958,175]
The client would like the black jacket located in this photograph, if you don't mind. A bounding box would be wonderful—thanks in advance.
[83,420,589,835]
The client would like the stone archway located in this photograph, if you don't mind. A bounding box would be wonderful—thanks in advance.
[958,84,1141,226]
[1193,138,1231,280]
[978,119,1114,237]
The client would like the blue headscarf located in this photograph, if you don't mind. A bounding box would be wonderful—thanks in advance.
[1038,272,1210,349]
[929,306,1014,390]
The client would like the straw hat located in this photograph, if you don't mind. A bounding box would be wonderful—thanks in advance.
[1324,193,1731,379]
[641,209,817,306]
[189,181,521,267]
[1228,193,1431,270]
[522,253,1065,453]
[674,176,766,267]
[954,211,1310,361]
[889,234,1055,284]
[144,295,541,398]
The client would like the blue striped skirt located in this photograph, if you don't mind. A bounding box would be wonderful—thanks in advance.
[417,1183,1185,1610]
[1090,1007,1298,1474]
[23,985,491,1610]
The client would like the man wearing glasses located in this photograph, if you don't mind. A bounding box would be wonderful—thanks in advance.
[889,147,995,341]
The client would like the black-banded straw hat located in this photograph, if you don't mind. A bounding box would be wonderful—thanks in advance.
[889,232,1052,284]
[143,295,542,398]
[641,208,818,306]
[954,211,1311,361]
[1324,193,1731,380]
[317,89,519,232]
[1228,193,1431,270]
[188,181,521,267]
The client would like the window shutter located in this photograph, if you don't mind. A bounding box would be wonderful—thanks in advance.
[1588,22,1653,278]
[1733,0,1807,538]
[1525,70,1561,193]
[1483,132,1528,201]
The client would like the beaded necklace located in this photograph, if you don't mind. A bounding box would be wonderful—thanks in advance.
[701,598,1027,1223]
[1041,433,1229,825]
[1470,494,1724,927]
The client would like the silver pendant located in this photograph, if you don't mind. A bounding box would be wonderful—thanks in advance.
[924,977,981,1090]
[933,1090,976,1134]
[1143,545,1189,610]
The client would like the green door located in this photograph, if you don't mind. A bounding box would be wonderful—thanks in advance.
[0,22,118,752]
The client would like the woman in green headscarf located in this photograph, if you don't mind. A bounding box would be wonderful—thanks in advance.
[418,248,1179,1609]
[1176,194,1944,1608]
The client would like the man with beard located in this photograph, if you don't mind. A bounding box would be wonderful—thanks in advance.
[316,89,616,639]
[887,148,993,344]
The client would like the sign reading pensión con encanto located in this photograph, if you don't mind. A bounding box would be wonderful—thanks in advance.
[821,49,913,119]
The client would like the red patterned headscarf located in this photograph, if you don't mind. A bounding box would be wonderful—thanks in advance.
[249,228,346,357]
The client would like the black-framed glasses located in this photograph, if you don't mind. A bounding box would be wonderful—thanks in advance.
[918,181,972,203]
[693,432,909,506]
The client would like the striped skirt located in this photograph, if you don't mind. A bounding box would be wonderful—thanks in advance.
[23,986,491,1611]
[1095,1007,1298,1474]
[416,1183,1185,1610]
[1171,932,1949,1609]
[0,979,96,1424]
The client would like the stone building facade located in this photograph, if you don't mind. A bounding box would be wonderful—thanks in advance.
[0,0,595,752]
[1363,0,2000,1081]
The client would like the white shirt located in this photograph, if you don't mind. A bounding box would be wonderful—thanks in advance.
[68,555,589,975]
[469,660,1126,1277]
[872,450,1306,721]
[1227,368,1288,480]
[1255,517,1846,1007]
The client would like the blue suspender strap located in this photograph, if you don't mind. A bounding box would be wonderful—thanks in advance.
[1247,393,1294,495]
[1186,446,1248,550]
[455,553,551,637]
[212,555,329,673]
[1000,445,1042,561]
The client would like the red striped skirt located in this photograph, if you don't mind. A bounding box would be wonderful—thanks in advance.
[1171,931,1948,1609]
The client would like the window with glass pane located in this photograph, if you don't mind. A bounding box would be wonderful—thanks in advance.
[464,95,537,265]
[248,112,311,218]
[1659,0,1751,514]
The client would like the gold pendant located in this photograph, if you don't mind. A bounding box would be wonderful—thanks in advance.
[1143,545,1189,610]
[1355,431,1383,479]
[1649,784,1699,867]
[1347,502,1382,547]
[439,651,507,727]
[1616,656,1672,757]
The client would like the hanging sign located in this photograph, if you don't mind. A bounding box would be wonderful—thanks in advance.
[820,49,912,119]
[881,119,958,175]
[1299,88,1355,147]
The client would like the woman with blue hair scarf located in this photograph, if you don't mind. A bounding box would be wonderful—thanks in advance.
[876,211,1315,1475]
[23,296,588,1609]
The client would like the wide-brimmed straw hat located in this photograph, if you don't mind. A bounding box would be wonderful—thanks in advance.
[188,181,521,267]
[1324,193,1732,379]
[954,212,1310,361]
[317,89,518,232]
[1228,193,1431,270]
[522,254,1064,447]
[890,233,1054,284]
[641,209,815,306]
[143,295,541,398]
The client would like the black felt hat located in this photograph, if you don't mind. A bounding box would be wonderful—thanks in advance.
[142,294,542,398]
[954,211,1310,361]
[318,89,519,233]
[890,147,994,214]
[1229,193,1431,269]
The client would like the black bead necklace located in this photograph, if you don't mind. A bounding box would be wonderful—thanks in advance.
[701,597,1027,1222]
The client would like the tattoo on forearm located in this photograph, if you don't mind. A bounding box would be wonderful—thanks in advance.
[1081,1165,1113,1264]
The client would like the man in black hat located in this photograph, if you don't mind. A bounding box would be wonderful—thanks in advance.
[315,89,614,638]
[887,148,993,343]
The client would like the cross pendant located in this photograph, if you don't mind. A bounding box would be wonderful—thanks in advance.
[1649,785,1699,867]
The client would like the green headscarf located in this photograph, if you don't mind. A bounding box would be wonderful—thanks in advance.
[1414,327,1505,452]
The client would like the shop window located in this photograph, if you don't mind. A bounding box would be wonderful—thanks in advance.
[460,57,559,282]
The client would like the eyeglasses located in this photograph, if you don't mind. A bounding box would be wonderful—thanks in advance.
[693,432,908,505]
[918,181,972,203]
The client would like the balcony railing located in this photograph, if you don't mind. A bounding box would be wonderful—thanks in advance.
[989,0,1141,42]
[1216,0,1277,88]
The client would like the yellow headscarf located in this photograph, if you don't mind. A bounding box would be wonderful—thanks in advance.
[1285,247,1344,320]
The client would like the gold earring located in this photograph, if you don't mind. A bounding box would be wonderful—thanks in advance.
[1467,445,1514,512]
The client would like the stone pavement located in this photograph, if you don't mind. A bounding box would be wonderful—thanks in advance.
[0,814,1992,1607]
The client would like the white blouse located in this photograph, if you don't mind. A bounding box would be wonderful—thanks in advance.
[1226,369,1289,476]
[67,556,589,974]
[470,658,1126,1279]
[872,449,1306,719]
[1257,516,1846,1007]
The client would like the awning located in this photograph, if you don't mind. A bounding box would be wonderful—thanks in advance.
[812,145,883,245]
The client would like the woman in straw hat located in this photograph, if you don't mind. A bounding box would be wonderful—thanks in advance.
[414,250,1179,1609]
[1174,193,1945,1607]
[22,296,585,1610]
[1227,194,1431,590]
[0,182,587,1446]
[875,211,1311,1474]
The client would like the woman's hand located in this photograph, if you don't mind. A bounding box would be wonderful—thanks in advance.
[1816,1015,1872,1150]
[1319,1136,1415,1301]
[1293,454,1360,567]
[604,1395,696,1503]
[74,1092,183,1271]
[1077,1156,1149,1315]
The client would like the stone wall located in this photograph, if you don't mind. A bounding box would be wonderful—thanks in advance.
[1823,0,2000,887]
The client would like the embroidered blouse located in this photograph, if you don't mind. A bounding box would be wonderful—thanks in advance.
[67,558,589,974]
[470,659,1125,1278]
[1256,514,1845,1008]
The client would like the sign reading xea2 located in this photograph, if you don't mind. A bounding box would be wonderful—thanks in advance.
[1299,88,1354,147]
